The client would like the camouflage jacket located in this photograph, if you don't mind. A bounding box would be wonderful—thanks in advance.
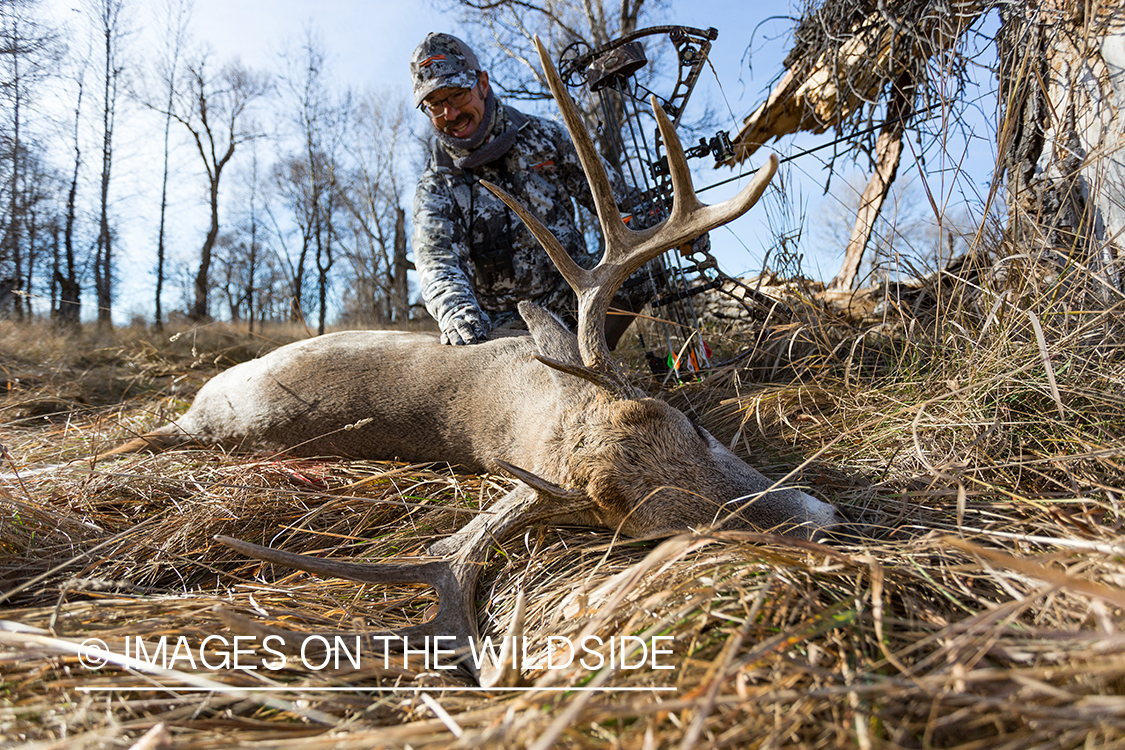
[412,103,629,332]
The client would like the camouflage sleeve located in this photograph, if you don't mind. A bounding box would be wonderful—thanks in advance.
[548,119,634,217]
[411,161,492,343]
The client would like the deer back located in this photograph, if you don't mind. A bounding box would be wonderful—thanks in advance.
[159,326,565,471]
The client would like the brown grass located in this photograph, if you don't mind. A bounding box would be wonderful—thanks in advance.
[1,268,1124,750]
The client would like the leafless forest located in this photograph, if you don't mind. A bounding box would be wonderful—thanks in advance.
[0,0,415,333]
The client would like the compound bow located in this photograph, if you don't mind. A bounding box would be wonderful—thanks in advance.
[558,26,777,379]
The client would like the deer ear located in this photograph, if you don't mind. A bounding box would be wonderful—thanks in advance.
[520,301,582,365]
[521,301,620,391]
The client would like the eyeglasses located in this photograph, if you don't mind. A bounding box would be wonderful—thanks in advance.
[421,83,477,117]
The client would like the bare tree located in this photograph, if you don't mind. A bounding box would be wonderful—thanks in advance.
[165,54,269,321]
[312,151,340,335]
[341,89,412,324]
[88,0,127,327]
[213,231,250,321]
[277,30,347,334]
[0,1,27,318]
[0,0,56,319]
[248,249,288,327]
[209,141,268,329]
[18,151,54,315]
[240,142,262,331]
[270,154,314,323]
[149,0,191,331]
[56,68,83,327]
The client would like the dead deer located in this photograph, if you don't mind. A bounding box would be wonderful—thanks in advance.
[72,39,842,683]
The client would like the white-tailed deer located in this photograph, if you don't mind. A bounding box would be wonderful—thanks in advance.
[82,39,842,683]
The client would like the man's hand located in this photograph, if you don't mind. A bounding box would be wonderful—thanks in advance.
[440,307,491,345]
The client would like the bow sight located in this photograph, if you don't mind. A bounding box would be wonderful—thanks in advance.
[558,26,770,380]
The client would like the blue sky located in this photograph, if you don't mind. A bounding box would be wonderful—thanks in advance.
[37,0,999,323]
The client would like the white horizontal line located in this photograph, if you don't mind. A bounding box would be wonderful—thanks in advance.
[77,686,677,693]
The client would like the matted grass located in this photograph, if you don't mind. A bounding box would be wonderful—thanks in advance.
[1,280,1124,749]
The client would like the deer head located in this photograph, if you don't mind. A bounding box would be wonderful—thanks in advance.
[218,37,824,685]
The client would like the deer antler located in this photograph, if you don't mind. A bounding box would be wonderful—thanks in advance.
[218,469,595,685]
[482,35,778,387]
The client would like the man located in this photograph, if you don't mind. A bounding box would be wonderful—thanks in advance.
[410,32,645,346]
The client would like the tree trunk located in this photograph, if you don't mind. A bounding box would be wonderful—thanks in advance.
[192,175,221,321]
[58,158,81,328]
[829,73,914,291]
[25,203,37,318]
[95,214,112,326]
[393,206,409,322]
[49,220,59,315]
[95,1,119,329]
[315,208,327,335]
[247,180,258,333]
[290,235,310,323]
[173,61,268,323]
[315,180,336,336]
[152,0,189,332]
[3,17,21,321]
[999,0,1125,295]
[56,78,83,329]
[154,187,167,329]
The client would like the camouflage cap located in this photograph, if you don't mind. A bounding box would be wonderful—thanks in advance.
[410,33,482,108]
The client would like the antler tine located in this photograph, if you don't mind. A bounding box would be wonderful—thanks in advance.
[215,468,596,683]
[479,34,636,311]
[652,99,779,246]
[216,536,476,627]
[484,35,779,378]
[217,534,486,678]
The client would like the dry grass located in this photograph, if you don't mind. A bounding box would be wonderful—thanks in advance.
[1,267,1124,750]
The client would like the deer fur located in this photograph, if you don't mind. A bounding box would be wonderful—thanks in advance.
[106,301,839,540]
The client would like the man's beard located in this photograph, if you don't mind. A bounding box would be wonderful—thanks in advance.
[442,114,475,138]
[435,87,497,152]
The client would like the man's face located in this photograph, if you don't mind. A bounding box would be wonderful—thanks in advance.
[425,71,489,140]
